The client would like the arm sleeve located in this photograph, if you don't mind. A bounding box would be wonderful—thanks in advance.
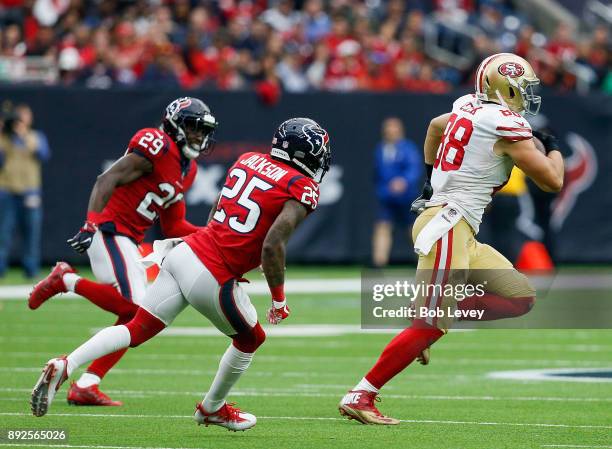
[159,200,202,238]
[495,114,533,142]
[287,175,320,213]
[127,128,170,164]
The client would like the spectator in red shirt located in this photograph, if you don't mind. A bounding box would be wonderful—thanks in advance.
[110,21,145,84]
[325,39,367,91]
[325,14,352,55]
[547,22,577,62]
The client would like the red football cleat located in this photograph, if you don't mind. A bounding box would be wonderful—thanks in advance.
[339,390,400,425]
[194,402,256,431]
[67,382,122,406]
[28,262,76,310]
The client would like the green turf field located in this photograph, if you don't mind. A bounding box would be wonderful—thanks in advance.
[0,266,610,449]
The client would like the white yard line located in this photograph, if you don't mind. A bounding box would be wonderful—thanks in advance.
[1,387,610,403]
[0,445,204,449]
[542,446,612,448]
[0,412,609,430]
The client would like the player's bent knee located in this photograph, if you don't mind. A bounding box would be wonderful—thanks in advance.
[232,322,266,353]
[125,307,166,347]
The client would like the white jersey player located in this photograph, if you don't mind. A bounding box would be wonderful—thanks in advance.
[427,92,532,233]
[339,53,564,425]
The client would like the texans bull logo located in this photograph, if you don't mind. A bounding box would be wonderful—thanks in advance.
[302,123,329,156]
[550,132,598,230]
[166,97,192,119]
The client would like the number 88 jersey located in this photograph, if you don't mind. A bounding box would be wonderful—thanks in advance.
[94,128,197,243]
[184,151,319,284]
[427,94,533,233]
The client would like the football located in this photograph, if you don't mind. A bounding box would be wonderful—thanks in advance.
[533,135,546,154]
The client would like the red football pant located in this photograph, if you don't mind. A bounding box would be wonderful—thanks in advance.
[76,279,139,379]
[458,293,535,320]
[75,279,139,318]
[365,319,444,389]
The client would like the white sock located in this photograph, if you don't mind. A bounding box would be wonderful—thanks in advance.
[202,344,253,413]
[67,325,131,376]
[76,372,101,388]
[354,377,379,394]
[62,273,81,292]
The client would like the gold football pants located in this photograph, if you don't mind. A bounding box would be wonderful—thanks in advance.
[412,206,535,330]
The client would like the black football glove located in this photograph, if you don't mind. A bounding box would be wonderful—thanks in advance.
[67,221,97,254]
[410,179,433,216]
[532,130,560,155]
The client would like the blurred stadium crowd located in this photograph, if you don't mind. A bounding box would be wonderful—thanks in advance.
[0,0,610,94]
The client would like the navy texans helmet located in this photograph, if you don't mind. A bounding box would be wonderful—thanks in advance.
[270,118,331,182]
[162,97,218,159]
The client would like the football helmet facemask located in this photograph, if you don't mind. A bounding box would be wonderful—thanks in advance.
[270,117,331,182]
[475,53,541,115]
[162,97,218,159]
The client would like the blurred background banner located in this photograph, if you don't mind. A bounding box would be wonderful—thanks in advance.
[1,87,610,264]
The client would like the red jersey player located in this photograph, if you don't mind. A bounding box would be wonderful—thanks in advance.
[30,118,332,431]
[28,97,218,406]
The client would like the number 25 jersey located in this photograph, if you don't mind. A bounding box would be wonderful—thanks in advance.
[93,128,197,243]
[184,152,319,284]
[428,94,533,233]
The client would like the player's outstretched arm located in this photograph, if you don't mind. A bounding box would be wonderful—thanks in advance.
[411,113,450,215]
[68,153,152,253]
[497,135,564,193]
[88,153,153,213]
[261,199,308,324]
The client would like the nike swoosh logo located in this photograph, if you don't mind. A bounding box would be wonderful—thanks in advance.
[513,121,527,127]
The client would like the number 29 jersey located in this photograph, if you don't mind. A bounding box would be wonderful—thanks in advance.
[184,152,319,284]
[93,128,197,243]
[427,94,533,233]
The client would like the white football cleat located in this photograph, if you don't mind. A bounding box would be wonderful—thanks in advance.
[194,402,256,432]
[31,356,68,417]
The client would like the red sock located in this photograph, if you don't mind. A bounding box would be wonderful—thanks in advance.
[458,294,535,320]
[86,315,131,379]
[365,320,444,389]
[75,279,139,317]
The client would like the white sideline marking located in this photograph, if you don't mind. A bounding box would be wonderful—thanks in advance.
[0,278,360,300]
[3,272,612,299]
[2,387,610,403]
[0,412,610,430]
[489,368,612,383]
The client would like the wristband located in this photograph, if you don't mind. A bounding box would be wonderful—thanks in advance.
[425,163,433,180]
[273,299,287,309]
[86,211,104,223]
[270,285,285,301]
